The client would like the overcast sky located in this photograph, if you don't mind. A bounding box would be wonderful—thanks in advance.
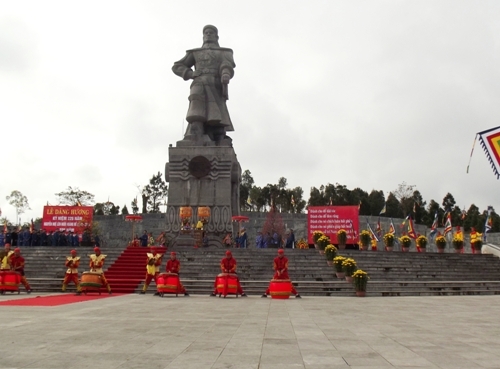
[1,1,499,223]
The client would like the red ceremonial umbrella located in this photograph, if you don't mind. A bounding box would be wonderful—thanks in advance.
[125,215,143,243]
[231,215,249,234]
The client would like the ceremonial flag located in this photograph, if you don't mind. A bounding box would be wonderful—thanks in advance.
[291,195,295,206]
[358,200,362,210]
[429,212,438,239]
[347,219,357,238]
[401,215,409,228]
[328,197,333,206]
[407,216,417,239]
[389,219,396,235]
[468,125,500,178]
[443,213,452,236]
[379,204,386,215]
[484,206,493,233]
[413,202,417,214]
[366,219,380,242]
[376,217,382,238]
[461,208,467,220]
[246,195,252,205]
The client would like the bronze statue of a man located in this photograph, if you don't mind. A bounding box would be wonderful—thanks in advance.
[172,25,235,145]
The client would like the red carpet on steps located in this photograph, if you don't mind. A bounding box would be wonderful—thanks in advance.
[0,294,121,307]
[104,246,166,293]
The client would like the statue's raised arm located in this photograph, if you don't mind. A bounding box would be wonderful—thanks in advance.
[172,25,236,146]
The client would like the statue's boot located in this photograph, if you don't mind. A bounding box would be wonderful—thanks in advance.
[206,126,231,147]
[177,121,212,147]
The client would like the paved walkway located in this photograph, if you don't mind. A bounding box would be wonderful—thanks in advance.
[0,293,499,369]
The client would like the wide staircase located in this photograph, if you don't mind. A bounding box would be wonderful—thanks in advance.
[14,246,500,296]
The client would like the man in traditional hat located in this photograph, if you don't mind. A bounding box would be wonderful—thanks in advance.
[140,247,163,294]
[10,248,32,293]
[165,251,189,296]
[89,247,111,294]
[62,249,82,295]
[172,25,236,145]
[262,249,301,298]
[211,250,247,297]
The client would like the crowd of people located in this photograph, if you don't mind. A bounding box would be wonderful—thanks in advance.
[0,228,100,247]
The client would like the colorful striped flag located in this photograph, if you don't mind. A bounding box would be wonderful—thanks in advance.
[407,216,417,239]
[379,204,386,215]
[429,212,438,239]
[443,213,452,236]
[389,219,396,235]
[366,220,380,242]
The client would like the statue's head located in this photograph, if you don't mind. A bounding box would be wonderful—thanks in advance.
[203,25,219,47]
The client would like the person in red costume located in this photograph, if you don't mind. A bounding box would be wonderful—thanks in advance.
[262,249,301,298]
[165,251,189,296]
[10,248,32,293]
[211,250,247,297]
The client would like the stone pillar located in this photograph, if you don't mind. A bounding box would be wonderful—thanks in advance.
[165,145,241,245]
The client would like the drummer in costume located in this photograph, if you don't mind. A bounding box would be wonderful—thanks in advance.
[89,247,112,294]
[165,251,189,296]
[62,249,82,295]
[211,250,247,297]
[10,248,32,293]
[140,247,163,294]
[262,249,301,298]
[1,244,14,270]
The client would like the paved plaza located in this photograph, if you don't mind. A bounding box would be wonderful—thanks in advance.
[0,293,499,369]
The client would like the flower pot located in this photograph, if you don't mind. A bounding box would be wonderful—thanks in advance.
[386,246,393,252]
[335,271,345,279]
[355,291,366,297]
[327,260,333,266]
[345,276,353,283]
[338,243,346,250]
[420,247,426,253]
[437,247,445,253]
[319,250,325,255]
[402,246,410,252]
[454,248,463,254]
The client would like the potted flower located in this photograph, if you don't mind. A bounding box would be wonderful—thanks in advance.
[435,235,447,253]
[416,235,428,253]
[359,230,371,250]
[352,269,369,297]
[399,235,412,252]
[342,258,357,282]
[337,229,347,250]
[452,233,464,253]
[312,230,324,250]
[324,244,337,266]
[296,238,309,249]
[316,235,331,255]
[383,233,395,251]
[333,256,346,279]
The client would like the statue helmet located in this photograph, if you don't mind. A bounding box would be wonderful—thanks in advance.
[203,25,218,35]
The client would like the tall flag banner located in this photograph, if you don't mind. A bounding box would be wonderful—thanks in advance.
[358,200,362,210]
[468,125,500,178]
[290,195,295,206]
[389,218,396,235]
[407,216,417,239]
[429,212,438,239]
[401,215,409,228]
[443,213,452,236]
[461,208,467,220]
[366,219,380,242]
[376,217,382,238]
[413,202,417,214]
[379,204,386,215]
[247,195,252,206]
[484,206,493,233]
[442,211,449,226]
[347,218,357,238]
[329,197,333,206]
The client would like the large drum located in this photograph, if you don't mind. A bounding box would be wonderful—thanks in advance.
[0,271,21,293]
[156,273,180,296]
[269,279,292,299]
[216,273,238,297]
[80,272,103,294]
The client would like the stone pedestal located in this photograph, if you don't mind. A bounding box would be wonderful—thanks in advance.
[165,145,241,241]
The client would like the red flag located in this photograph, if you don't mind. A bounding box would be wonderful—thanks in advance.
[407,217,417,239]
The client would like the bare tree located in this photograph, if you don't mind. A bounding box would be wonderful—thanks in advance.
[6,190,30,225]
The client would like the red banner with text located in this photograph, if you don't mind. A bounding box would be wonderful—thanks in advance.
[307,206,359,244]
[41,206,93,233]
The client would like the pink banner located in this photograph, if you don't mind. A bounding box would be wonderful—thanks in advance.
[307,206,359,244]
